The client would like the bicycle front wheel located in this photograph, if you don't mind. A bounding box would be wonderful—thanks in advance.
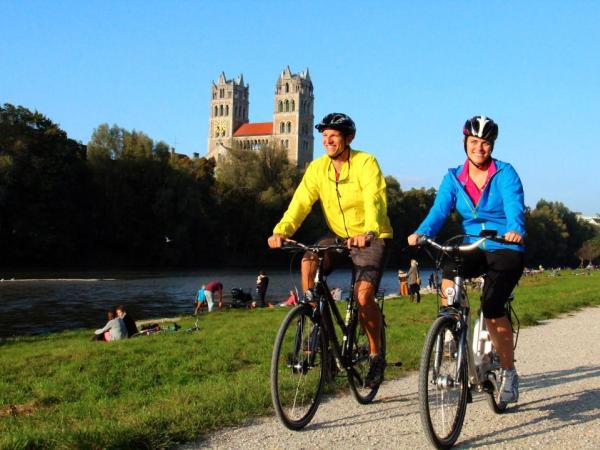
[347,318,386,404]
[270,304,326,430]
[419,315,468,449]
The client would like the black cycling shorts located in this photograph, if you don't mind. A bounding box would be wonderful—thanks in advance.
[442,249,524,319]
[303,235,390,289]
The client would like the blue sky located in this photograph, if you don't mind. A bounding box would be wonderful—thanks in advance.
[2,0,599,215]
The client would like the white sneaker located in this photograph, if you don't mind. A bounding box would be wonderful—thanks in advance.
[499,368,519,403]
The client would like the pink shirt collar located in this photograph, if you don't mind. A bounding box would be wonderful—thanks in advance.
[457,158,497,205]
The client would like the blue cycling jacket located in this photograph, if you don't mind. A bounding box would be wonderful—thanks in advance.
[415,159,526,252]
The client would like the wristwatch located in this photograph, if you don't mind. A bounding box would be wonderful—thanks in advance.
[365,231,376,240]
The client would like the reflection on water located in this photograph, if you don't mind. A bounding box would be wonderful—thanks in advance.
[0,268,432,338]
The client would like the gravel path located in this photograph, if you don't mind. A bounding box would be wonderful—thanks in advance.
[182,306,600,449]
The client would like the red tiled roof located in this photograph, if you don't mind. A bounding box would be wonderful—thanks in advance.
[233,122,273,137]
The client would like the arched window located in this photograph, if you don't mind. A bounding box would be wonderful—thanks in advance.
[225,105,229,116]
[291,100,295,112]
[280,122,285,133]
[285,83,289,93]
[285,100,289,112]
[278,101,283,112]
[285,140,289,148]
[219,105,223,116]
[286,122,291,133]
[214,106,218,117]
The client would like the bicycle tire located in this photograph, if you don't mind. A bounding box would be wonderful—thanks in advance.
[347,317,386,404]
[419,315,468,449]
[270,304,327,430]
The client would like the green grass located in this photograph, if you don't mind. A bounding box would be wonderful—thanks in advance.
[1,270,599,449]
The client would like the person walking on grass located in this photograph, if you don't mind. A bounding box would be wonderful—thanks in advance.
[407,259,421,303]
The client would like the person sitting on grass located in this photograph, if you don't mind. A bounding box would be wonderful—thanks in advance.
[94,310,127,341]
[116,305,138,338]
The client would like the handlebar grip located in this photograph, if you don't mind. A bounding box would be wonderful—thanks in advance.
[416,235,429,246]
[488,236,510,245]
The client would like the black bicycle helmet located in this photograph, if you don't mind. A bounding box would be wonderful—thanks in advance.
[463,116,498,143]
[315,113,356,136]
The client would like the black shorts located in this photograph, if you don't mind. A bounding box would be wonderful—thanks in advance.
[304,235,390,289]
[442,249,524,319]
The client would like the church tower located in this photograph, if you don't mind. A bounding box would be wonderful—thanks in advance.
[272,66,314,166]
[206,67,313,166]
[207,72,249,162]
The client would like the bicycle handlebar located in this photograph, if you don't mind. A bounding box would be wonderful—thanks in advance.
[417,234,509,253]
[279,239,348,254]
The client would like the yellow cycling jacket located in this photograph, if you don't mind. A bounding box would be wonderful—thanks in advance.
[273,149,393,239]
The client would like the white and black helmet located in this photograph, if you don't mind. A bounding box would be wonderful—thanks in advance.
[463,116,498,143]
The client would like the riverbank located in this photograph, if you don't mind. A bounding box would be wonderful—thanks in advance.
[0,268,433,338]
[1,271,598,449]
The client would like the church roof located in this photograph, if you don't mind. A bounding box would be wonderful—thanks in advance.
[233,122,273,136]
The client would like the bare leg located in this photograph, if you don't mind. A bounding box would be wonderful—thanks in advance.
[355,280,381,356]
[486,316,515,369]
[301,256,318,292]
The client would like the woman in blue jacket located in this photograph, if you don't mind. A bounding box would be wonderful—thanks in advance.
[408,116,525,404]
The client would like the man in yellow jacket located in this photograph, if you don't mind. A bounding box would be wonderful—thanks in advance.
[268,112,393,388]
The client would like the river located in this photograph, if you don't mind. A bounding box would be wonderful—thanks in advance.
[0,268,433,338]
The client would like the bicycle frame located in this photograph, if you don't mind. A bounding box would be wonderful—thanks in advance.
[310,250,360,376]
[422,235,519,390]
[286,241,383,380]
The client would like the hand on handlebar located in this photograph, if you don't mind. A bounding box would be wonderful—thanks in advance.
[267,234,286,249]
[503,231,523,244]
[407,233,422,246]
[347,232,373,249]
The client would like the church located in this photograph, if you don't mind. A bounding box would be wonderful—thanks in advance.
[206,66,314,167]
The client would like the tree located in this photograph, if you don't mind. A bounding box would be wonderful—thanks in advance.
[0,103,90,265]
[576,235,600,266]
[525,200,596,267]
[216,144,301,263]
[87,123,125,161]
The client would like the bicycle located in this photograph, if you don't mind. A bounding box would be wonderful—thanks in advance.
[270,240,389,430]
[416,232,520,448]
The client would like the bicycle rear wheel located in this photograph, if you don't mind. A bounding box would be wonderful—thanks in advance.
[347,318,386,404]
[271,304,326,430]
[419,315,468,449]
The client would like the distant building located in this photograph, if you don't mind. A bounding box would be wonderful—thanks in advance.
[577,214,600,227]
[206,66,314,167]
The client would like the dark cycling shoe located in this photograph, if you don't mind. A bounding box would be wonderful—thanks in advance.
[365,354,386,388]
